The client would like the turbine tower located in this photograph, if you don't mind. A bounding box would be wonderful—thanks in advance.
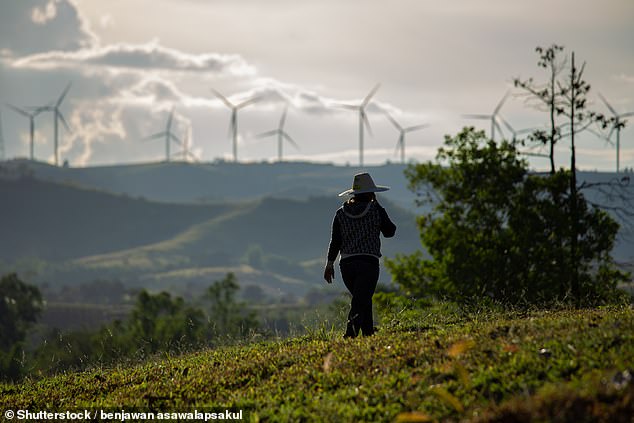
[340,83,380,167]
[384,112,428,164]
[256,105,298,162]
[211,89,260,162]
[463,90,510,141]
[41,82,72,166]
[6,104,41,160]
[599,93,634,173]
[0,110,5,161]
[143,107,182,162]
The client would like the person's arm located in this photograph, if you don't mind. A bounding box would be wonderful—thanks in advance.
[324,215,341,283]
[377,203,396,238]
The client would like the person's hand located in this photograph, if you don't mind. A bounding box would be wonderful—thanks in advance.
[323,264,335,284]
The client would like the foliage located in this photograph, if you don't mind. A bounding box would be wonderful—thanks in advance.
[0,273,42,381]
[2,304,633,422]
[29,273,261,376]
[205,272,259,339]
[0,273,42,350]
[126,290,207,353]
[385,127,629,305]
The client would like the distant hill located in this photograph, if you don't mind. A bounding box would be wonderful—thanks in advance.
[0,177,234,261]
[0,175,421,298]
[0,159,417,208]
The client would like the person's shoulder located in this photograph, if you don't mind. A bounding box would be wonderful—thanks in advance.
[371,201,385,212]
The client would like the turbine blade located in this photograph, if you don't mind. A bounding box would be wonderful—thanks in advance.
[211,89,234,109]
[29,104,51,114]
[362,111,373,137]
[282,132,299,149]
[404,124,429,133]
[57,111,71,132]
[279,105,288,129]
[393,139,401,157]
[588,128,613,145]
[362,83,381,107]
[462,114,491,120]
[519,151,550,158]
[384,112,402,131]
[620,112,634,118]
[169,133,182,145]
[493,118,504,139]
[607,125,616,140]
[337,104,360,111]
[236,96,260,109]
[516,127,536,135]
[167,107,175,130]
[6,104,29,117]
[498,115,515,135]
[143,132,166,141]
[494,90,511,115]
[56,82,72,107]
[598,92,617,116]
[257,130,279,138]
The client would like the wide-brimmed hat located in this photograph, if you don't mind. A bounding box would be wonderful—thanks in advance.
[338,172,390,197]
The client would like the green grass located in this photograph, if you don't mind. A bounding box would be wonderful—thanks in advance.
[2,304,633,422]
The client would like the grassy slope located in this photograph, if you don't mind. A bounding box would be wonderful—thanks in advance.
[2,305,633,422]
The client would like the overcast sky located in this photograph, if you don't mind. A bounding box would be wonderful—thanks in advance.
[1,0,633,170]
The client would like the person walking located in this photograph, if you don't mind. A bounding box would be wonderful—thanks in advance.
[324,172,396,338]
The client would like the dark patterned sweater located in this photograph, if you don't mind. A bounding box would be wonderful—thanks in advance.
[326,200,396,263]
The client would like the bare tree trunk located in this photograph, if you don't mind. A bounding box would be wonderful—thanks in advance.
[549,66,557,174]
[569,52,580,302]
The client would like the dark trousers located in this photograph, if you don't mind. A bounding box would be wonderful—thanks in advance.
[340,255,379,337]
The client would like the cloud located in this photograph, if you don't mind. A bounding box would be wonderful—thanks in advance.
[12,41,257,75]
[616,74,634,84]
[31,0,58,25]
[0,0,96,55]
[0,0,417,167]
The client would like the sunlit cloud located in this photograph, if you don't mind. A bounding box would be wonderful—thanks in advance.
[31,0,57,25]
[12,41,257,75]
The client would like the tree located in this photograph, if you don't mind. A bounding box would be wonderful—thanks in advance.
[0,273,42,380]
[514,44,566,174]
[516,45,624,301]
[127,290,205,354]
[0,273,42,351]
[385,127,628,305]
[205,273,259,339]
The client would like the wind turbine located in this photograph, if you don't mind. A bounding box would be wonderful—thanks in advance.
[497,117,550,159]
[463,90,510,141]
[497,115,537,145]
[256,105,299,162]
[211,89,260,162]
[171,125,199,163]
[598,93,634,173]
[384,112,428,164]
[40,82,72,166]
[340,83,381,167]
[6,104,42,161]
[143,107,182,162]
